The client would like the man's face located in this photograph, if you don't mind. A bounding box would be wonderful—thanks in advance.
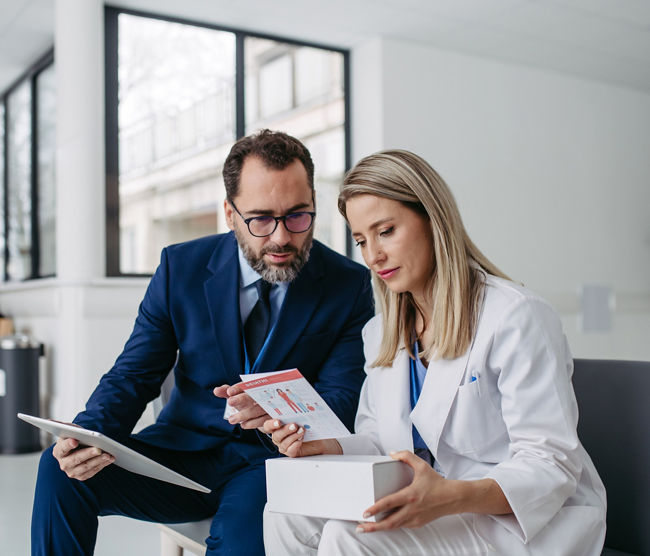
[225,156,315,283]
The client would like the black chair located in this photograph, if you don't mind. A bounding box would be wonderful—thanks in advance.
[573,359,650,556]
[153,360,650,555]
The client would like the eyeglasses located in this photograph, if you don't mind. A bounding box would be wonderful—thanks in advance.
[229,200,316,237]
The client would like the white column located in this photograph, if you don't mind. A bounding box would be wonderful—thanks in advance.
[350,38,385,162]
[53,0,105,418]
[55,0,105,282]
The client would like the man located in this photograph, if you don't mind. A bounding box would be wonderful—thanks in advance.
[31,130,374,555]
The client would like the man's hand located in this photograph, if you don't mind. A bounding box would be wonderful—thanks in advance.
[52,436,115,481]
[214,383,271,430]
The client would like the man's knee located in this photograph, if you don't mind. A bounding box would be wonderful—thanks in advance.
[36,445,88,503]
[205,465,267,556]
[37,446,66,489]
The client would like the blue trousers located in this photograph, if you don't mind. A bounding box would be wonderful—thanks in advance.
[31,437,271,556]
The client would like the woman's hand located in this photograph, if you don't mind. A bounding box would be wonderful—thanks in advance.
[358,450,512,533]
[262,419,342,458]
[357,450,461,532]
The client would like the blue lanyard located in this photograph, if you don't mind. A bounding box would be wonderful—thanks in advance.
[409,344,426,409]
[243,322,277,374]
[409,356,420,409]
[409,344,429,451]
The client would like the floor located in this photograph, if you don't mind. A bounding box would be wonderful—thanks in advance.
[0,451,199,555]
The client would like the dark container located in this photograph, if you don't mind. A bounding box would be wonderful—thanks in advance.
[0,335,43,453]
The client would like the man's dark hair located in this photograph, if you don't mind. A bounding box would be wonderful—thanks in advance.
[223,129,315,200]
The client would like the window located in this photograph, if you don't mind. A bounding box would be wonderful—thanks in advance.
[244,38,347,252]
[0,51,55,282]
[36,65,57,277]
[106,8,350,276]
[6,81,31,281]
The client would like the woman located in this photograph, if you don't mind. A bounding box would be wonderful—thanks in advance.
[263,150,606,555]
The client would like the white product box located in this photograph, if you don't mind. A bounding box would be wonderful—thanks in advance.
[266,455,414,522]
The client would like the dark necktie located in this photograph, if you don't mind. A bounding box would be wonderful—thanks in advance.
[244,279,272,363]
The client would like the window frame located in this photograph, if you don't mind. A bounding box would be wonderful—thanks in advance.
[0,49,55,282]
[104,6,352,277]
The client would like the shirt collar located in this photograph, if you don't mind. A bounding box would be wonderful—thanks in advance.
[238,246,263,289]
[237,246,291,292]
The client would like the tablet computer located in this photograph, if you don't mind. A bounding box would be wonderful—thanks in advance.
[17,413,211,493]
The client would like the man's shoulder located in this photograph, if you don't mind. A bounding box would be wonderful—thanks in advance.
[310,240,368,277]
[164,232,235,261]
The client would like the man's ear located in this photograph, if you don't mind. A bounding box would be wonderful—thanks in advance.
[224,199,235,231]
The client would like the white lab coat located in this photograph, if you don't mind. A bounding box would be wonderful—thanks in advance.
[337,273,607,556]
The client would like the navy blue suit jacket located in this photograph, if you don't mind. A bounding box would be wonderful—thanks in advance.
[74,232,373,453]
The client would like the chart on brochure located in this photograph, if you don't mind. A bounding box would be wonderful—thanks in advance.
[229,368,351,441]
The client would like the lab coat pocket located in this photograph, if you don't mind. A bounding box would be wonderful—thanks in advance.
[443,375,507,455]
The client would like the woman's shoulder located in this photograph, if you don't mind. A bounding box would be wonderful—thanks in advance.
[361,313,382,337]
[483,273,549,307]
[481,273,562,331]
[361,314,384,365]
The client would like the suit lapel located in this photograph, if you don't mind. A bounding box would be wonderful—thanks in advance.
[410,346,471,457]
[204,234,245,382]
[256,245,324,373]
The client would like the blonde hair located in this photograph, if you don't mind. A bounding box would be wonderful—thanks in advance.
[338,150,509,366]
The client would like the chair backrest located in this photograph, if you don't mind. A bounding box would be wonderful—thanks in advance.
[152,370,175,419]
[573,359,650,556]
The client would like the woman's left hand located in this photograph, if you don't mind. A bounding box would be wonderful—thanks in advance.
[357,450,461,533]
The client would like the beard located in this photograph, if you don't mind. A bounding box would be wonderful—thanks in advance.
[235,226,313,283]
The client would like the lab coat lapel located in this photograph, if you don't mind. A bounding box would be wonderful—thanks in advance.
[412,280,485,456]
[410,346,472,457]
[204,235,245,382]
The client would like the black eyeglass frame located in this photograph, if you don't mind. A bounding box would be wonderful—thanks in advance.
[229,200,316,238]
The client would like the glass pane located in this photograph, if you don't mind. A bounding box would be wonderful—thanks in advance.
[7,81,32,281]
[295,48,342,105]
[259,53,292,118]
[245,38,346,255]
[0,103,5,281]
[118,14,236,274]
[37,64,57,277]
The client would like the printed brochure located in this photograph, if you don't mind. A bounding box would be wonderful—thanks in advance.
[224,368,351,441]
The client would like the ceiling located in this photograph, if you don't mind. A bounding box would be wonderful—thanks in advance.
[1,0,650,95]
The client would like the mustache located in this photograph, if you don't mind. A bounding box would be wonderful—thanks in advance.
[261,244,298,256]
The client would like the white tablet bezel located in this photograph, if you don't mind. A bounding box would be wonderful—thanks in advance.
[17,413,211,493]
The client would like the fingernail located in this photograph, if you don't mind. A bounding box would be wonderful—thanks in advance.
[274,421,279,427]
[356,525,365,533]
[289,424,296,431]
[363,511,371,518]
[102,454,111,461]
[389,450,396,455]
[297,427,304,435]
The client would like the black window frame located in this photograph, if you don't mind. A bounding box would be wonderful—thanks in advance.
[0,49,55,282]
[104,6,352,277]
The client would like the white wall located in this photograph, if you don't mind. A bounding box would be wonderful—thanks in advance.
[0,0,151,422]
[1,25,649,422]
[0,280,147,420]
[351,37,650,360]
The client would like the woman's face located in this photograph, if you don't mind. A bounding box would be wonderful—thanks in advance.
[346,194,435,300]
